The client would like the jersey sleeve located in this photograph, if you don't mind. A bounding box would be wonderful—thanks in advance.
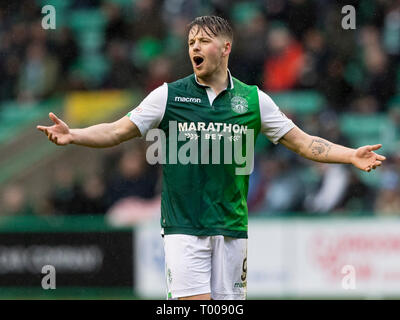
[258,88,295,144]
[127,83,168,136]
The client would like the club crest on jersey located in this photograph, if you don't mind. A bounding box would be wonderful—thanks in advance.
[231,96,248,114]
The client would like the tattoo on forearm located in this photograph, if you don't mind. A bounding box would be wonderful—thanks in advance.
[308,138,332,158]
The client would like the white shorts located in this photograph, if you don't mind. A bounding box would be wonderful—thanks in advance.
[163,234,247,300]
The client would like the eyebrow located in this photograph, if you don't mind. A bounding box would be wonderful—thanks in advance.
[188,36,213,43]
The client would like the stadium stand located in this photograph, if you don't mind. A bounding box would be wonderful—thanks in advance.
[0,0,399,216]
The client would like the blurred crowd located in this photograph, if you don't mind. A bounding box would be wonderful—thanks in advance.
[1,0,400,218]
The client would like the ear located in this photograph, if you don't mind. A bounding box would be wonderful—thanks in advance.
[222,40,232,57]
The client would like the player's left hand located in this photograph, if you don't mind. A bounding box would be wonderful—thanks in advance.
[351,144,386,172]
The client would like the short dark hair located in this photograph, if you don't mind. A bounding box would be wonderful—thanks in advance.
[188,16,233,42]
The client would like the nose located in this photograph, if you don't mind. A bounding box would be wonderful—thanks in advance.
[192,40,200,51]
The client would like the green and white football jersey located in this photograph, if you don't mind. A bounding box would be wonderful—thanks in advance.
[129,71,294,238]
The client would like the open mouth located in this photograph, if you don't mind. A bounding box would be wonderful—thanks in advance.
[193,56,204,67]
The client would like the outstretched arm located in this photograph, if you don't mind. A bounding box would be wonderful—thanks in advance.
[279,126,386,172]
[37,112,141,148]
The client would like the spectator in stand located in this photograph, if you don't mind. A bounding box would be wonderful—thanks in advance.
[162,16,193,80]
[247,154,280,213]
[318,57,355,112]
[230,7,267,85]
[130,0,166,41]
[362,40,396,109]
[104,141,159,208]
[71,0,100,9]
[17,42,60,102]
[0,56,21,102]
[30,19,48,46]
[286,0,317,41]
[51,27,79,79]
[73,174,108,215]
[103,2,131,43]
[382,2,400,61]
[103,40,142,89]
[262,23,304,92]
[375,154,400,215]
[144,55,173,93]
[338,169,374,213]
[254,153,306,214]
[47,164,81,215]
[7,22,29,60]
[350,95,380,114]
[298,28,329,89]
[304,162,350,213]
[375,170,400,215]
[1,184,35,216]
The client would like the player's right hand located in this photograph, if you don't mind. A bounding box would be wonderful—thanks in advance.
[37,112,73,146]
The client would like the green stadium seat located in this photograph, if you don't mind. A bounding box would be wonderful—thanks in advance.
[356,167,382,188]
[340,113,396,149]
[298,165,320,187]
[0,101,41,122]
[68,9,107,32]
[340,112,397,187]
[105,0,134,7]
[397,66,400,93]
[340,113,387,136]
[131,37,163,66]
[388,95,400,109]
[0,98,62,144]
[72,54,110,86]
[269,90,326,115]
[231,2,261,25]
[76,30,105,53]
[36,0,69,10]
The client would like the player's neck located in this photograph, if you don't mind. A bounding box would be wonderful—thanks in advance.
[196,66,229,96]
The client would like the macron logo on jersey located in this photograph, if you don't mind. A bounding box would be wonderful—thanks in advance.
[174,96,202,103]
